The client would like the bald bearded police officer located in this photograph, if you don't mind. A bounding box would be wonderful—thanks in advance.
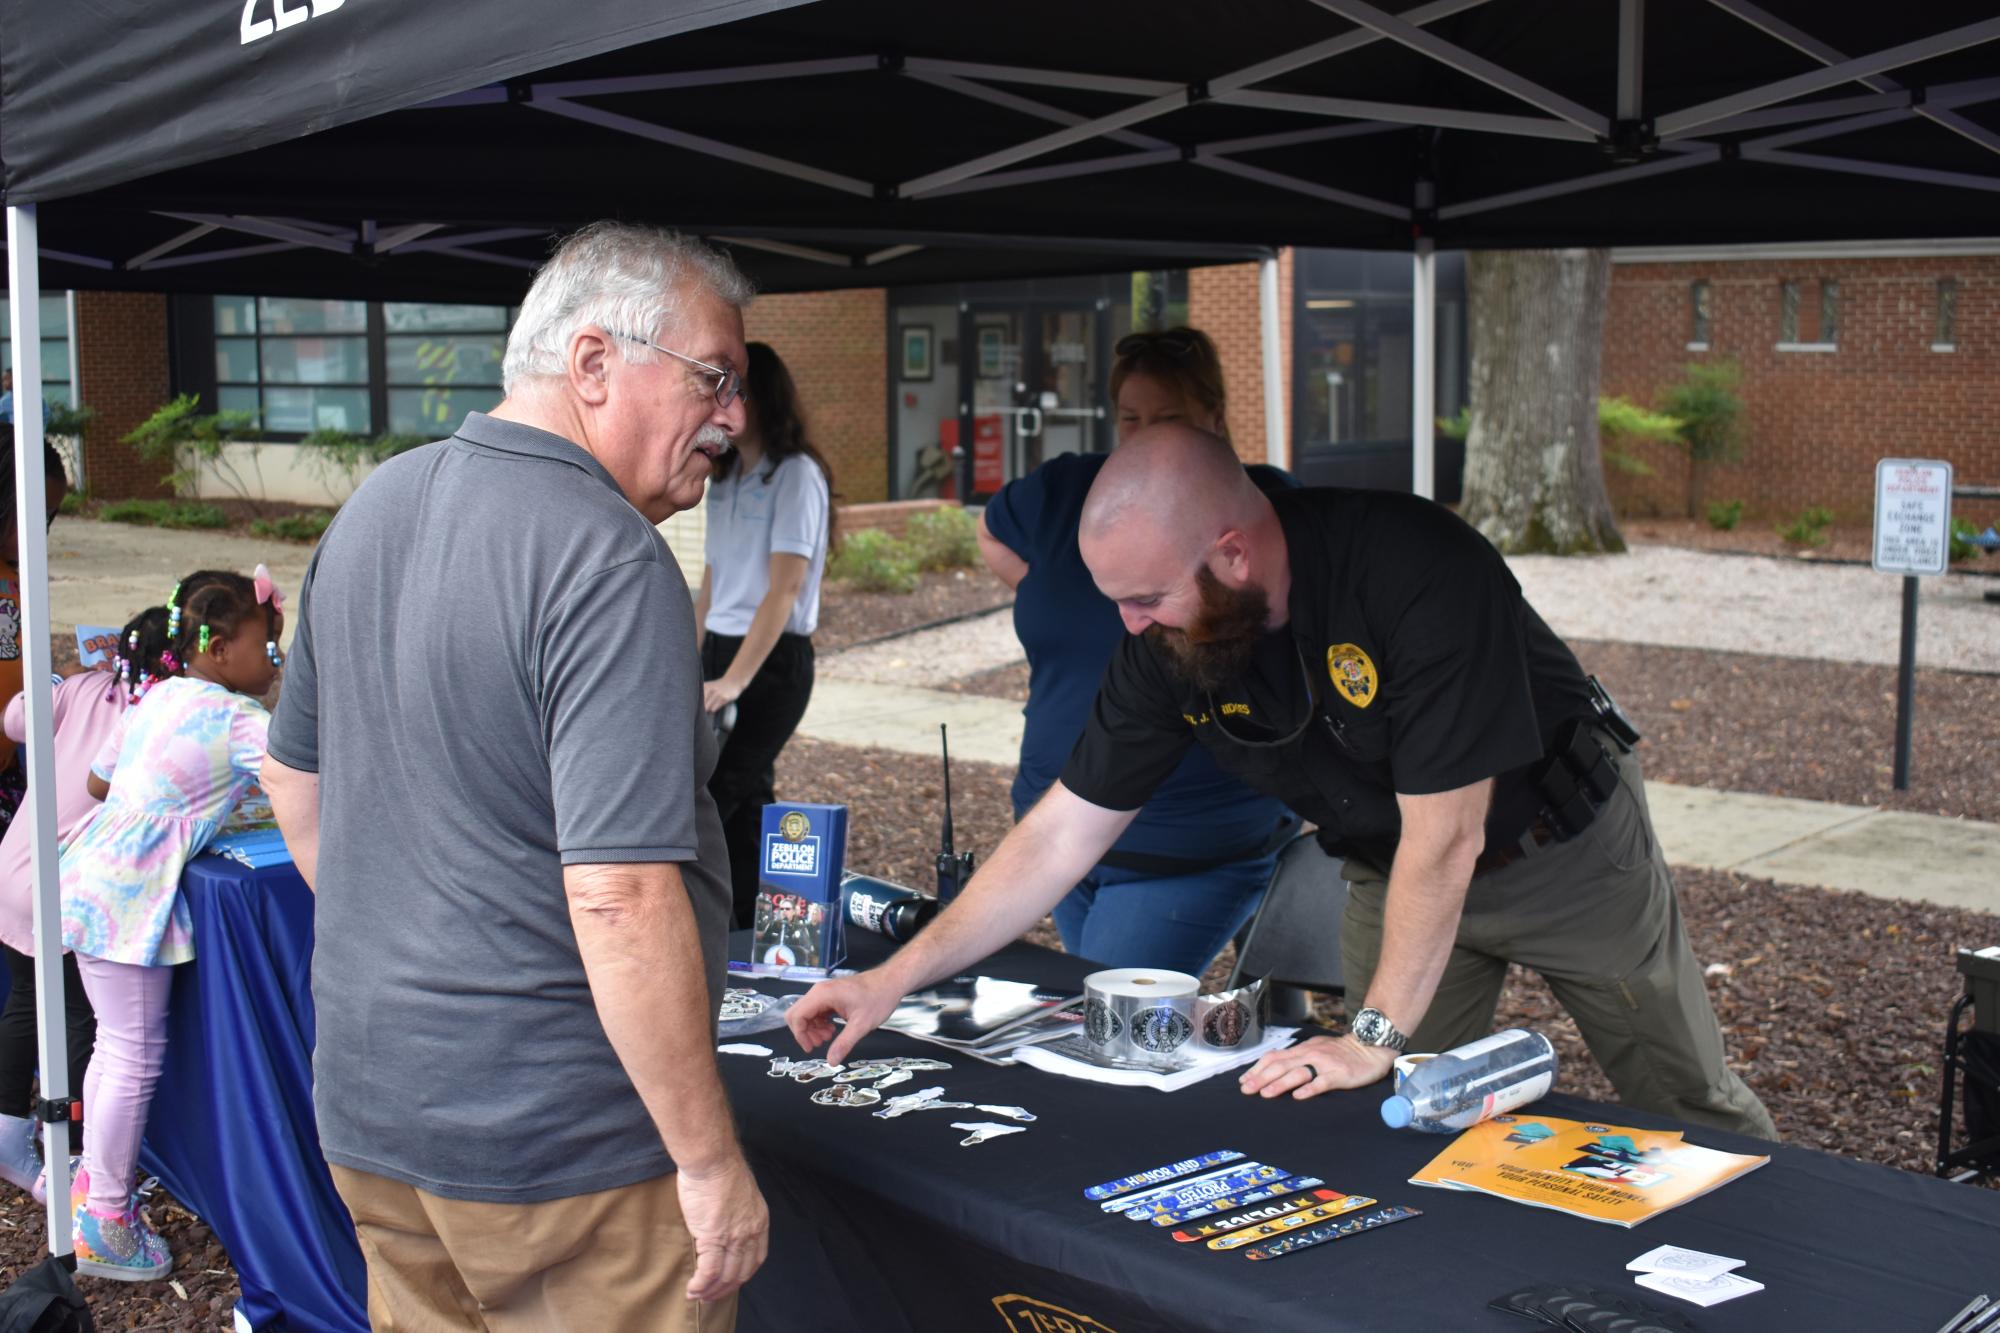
[792,425,1774,1140]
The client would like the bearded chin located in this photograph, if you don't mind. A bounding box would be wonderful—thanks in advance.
[1144,568,1270,693]
[1145,623,1260,693]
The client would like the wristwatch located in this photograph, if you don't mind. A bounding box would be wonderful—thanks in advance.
[1349,1007,1409,1053]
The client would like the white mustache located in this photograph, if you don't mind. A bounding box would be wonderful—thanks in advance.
[692,426,733,459]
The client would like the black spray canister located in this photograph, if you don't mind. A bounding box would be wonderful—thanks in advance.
[841,874,941,943]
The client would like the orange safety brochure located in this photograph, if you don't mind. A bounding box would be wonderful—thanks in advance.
[1409,1114,1768,1228]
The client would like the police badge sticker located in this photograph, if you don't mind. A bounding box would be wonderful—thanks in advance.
[779,810,811,843]
[1325,643,1377,708]
[1130,1006,1194,1056]
[1084,996,1123,1047]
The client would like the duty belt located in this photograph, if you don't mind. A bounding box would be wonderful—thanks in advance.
[1473,719,1621,877]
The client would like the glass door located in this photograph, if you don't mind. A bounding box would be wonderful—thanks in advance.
[958,301,1107,502]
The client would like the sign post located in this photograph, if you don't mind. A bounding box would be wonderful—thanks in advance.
[1871,459,1952,791]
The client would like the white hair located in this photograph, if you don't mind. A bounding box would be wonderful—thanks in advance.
[501,222,754,393]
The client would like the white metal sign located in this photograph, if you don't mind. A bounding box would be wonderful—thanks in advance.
[1873,458,1953,576]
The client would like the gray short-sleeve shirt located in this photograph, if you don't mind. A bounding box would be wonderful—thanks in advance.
[268,411,731,1204]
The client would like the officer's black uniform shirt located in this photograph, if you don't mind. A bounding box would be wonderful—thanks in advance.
[1059,487,1598,869]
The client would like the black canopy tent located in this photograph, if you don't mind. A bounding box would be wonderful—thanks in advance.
[3,0,1998,1283]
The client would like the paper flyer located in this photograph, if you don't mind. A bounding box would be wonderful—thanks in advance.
[75,625,120,669]
[1410,1114,1768,1227]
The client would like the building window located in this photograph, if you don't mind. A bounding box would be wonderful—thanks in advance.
[1688,280,1711,349]
[1935,278,1959,351]
[383,303,507,437]
[207,296,514,438]
[1776,279,1836,352]
[215,296,371,434]
[0,292,76,407]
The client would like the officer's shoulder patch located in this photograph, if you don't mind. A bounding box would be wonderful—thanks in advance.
[1325,643,1378,709]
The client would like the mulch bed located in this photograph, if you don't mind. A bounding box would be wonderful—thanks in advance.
[813,567,1012,654]
[0,1185,239,1330]
[1573,640,2000,823]
[1625,515,2000,573]
[67,498,335,546]
[776,737,1996,1173]
[929,634,2000,825]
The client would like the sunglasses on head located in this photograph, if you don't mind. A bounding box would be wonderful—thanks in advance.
[1115,331,1201,359]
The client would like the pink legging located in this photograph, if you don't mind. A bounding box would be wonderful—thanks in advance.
[72,954,174,1215]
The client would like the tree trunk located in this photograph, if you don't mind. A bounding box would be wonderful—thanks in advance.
[1687,457,1708,521]
[1459,249,1626,555]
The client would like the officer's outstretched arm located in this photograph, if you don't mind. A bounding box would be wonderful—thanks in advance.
[1368,780,1492,1035]
[1242,777,1489,1100]
[789,783,1135,1062]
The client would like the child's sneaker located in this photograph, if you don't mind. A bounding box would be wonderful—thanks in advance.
[0,1113,40,1198]
[72,1170,171,1282]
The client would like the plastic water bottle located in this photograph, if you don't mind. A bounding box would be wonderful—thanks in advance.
[1380,1029,1557,1133]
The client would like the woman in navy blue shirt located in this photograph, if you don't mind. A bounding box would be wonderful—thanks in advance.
[977,328,1296,973]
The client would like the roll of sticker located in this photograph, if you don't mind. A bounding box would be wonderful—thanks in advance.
[1192,977,1267,1053]
[1083,968,1202,1070]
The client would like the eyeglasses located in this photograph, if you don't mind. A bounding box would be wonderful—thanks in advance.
[1115,330,1202,359]
[610,331,742,408]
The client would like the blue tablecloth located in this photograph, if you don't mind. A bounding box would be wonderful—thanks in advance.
[143,856,367,1333]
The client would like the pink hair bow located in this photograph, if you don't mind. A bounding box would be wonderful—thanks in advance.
[254,563,285,612]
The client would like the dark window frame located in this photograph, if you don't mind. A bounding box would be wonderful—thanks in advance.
[181,294,515,442]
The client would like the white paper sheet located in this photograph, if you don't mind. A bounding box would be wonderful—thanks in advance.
[1008,1028,1298,1092]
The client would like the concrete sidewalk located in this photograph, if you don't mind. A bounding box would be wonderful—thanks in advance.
[801,678,2000,914]
[41,519,313,650]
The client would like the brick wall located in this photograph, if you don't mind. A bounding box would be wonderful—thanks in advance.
[1187,253,1293,466]
[745,289,889,503]
[75,291,174,500]
[1602,256,2000,524]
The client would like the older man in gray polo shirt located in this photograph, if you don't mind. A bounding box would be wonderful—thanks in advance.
[264,223,766,1331]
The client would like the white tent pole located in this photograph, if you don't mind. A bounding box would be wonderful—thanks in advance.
[7,202,75,1258]
[1259,255,1287,471]
[1411,236,1437,500]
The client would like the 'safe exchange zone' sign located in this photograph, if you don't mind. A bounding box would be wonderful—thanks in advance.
[1872,459,1953,577]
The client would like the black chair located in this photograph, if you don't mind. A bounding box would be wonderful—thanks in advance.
[1228,832,1348,1023]
[1938,946,2000,1184]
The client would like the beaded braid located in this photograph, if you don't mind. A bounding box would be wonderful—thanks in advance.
[172,575,263,674]
[103,607,177,706]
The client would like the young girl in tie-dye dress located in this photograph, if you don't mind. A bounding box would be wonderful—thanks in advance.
[58,567,283,1279]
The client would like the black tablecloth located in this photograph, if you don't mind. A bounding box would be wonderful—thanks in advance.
[723,932,2000,1333]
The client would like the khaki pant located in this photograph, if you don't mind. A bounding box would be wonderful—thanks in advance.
[1339,742,1778,1141]
[331,1165,734,1333]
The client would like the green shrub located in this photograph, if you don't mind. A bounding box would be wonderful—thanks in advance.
[905,506,979,571]
[57,492,86,516]
[1777,505,1835,547]
[100,498,173,526]
[250,511,335,543]
[160,503,229,530]
[1441,399,1678,477]
[299,429,429,491]
[1660,361,1747,464]
[1950,516,1992,562]
[827,528,919,593]
[96,498,230,529]
[1705,499,1744,531]
[123,394,264,508]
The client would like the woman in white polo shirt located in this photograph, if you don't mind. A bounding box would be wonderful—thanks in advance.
[695,342,836,927]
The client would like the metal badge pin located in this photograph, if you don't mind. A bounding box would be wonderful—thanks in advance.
[971,1104,1036,1122]
[952,1121,1027,1146]
[873,1087,946,1118]
[766,1057,802,1078]
[832,1063,894,1083]
[811,1084,883,1108]
[793,1063,847,1083]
